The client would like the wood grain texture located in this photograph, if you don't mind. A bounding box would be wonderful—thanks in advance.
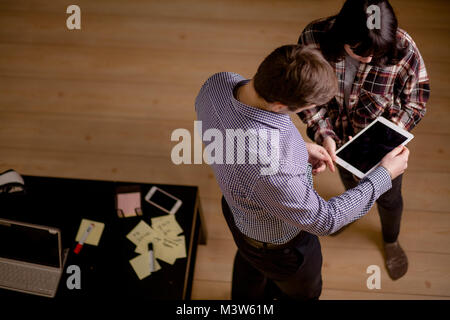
[0,0,448,300]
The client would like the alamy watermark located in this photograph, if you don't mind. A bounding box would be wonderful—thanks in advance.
[66,265,81,290]
[66,5,81,30]
[366,264,381,290]
[367,5,381,30]
[170,121,281,175]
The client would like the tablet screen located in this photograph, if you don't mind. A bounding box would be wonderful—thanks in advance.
[336,121,408,174]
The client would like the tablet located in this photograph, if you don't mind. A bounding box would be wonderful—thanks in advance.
[335,117,414,179]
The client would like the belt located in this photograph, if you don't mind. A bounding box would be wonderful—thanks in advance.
[240,233,285,250]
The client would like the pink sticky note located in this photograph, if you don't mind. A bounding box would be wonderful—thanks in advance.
[117,192,141,217]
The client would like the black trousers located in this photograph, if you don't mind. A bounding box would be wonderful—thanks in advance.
[337,166,403,243]
[221,197,323,301]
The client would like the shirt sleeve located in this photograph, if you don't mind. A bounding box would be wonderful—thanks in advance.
[388,43,430,131]
[297,106,341,145]
[250,166,392,236]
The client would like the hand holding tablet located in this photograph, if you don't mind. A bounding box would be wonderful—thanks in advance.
[380,145,410,179]
[335,117,413,179]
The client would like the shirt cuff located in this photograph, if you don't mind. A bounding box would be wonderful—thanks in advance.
[364,166,392,197]
[315,129,340,146]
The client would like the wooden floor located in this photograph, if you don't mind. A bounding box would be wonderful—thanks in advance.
[0,0,449,299]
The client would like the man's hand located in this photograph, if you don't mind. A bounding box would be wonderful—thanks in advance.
[323,136,337,162]
[306,142,335,175]
[380,145,410,180]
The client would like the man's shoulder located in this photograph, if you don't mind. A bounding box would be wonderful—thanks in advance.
[202,72,244,91]
[196,72,244,105]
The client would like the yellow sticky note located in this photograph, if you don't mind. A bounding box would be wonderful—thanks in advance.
[75,219,105,246]
[129,252,161,280]
[153,236,186,265]
[126,220,155,247]
[172,235,187,259]
[151,215,183,238]
[134,231,164,255]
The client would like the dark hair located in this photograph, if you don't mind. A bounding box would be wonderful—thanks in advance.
[253,45,337,111]
[320,0,406,66]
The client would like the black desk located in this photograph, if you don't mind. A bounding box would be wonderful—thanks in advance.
[0,175,206,300]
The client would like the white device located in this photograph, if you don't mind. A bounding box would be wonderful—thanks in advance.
[144,186,182,215]
[0,218,69,298]
[335,116,414,179]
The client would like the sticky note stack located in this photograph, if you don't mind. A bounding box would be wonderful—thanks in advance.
[75,219,105,246]
[127,215,186,280]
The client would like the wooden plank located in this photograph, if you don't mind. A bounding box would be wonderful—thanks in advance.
[320,288,449,300]
[193,238,236,282]
[191,280,231,300]
[192,239,450,296]
[1,0,448,28]
[0,11,299,55]
[311,169,450,213]
[412,97,450,135]
[1,75,445,136]
[0,111,196,157]
[191,281,450,300]
[200,197,233,241]
[0,146,223,198]
[0,3,447,62]
[407,133,450,173]
[191,280,450,300]
[321,246,450,296]
[320,207,450,255]
[2,41,447,93]
[0,0,344,23]
[0,77,198,121]
[402,172,450,213]
[0,43,256,86]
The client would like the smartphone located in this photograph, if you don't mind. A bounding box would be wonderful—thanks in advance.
[144,186,182,215]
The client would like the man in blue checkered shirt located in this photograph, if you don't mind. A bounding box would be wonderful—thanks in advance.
[195,45,409,300]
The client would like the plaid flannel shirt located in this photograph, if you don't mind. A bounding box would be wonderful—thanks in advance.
[297,18,430,147]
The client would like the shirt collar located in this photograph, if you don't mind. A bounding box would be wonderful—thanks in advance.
[230,80,292,131]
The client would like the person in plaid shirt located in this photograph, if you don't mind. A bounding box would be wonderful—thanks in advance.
[297,0,430,280]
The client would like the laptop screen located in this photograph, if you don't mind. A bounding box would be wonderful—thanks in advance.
[0,220,60,268]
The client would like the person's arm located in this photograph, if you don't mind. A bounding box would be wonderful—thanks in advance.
[305,141,335,174]
[251,166,392,236]
[298,107,340,146]
[386,42,430,131]
[251,144,409,236]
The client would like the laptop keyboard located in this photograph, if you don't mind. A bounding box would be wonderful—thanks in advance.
[0,260,60,295]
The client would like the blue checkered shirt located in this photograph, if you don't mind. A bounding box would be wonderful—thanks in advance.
[195,72,392,244]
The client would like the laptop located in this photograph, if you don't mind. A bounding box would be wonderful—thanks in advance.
[0,218,69,298]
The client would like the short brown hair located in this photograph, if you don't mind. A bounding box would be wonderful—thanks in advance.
[253,45,337,111]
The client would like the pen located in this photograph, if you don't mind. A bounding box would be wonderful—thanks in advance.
[148,242,155,272]
[74,223,95,254]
